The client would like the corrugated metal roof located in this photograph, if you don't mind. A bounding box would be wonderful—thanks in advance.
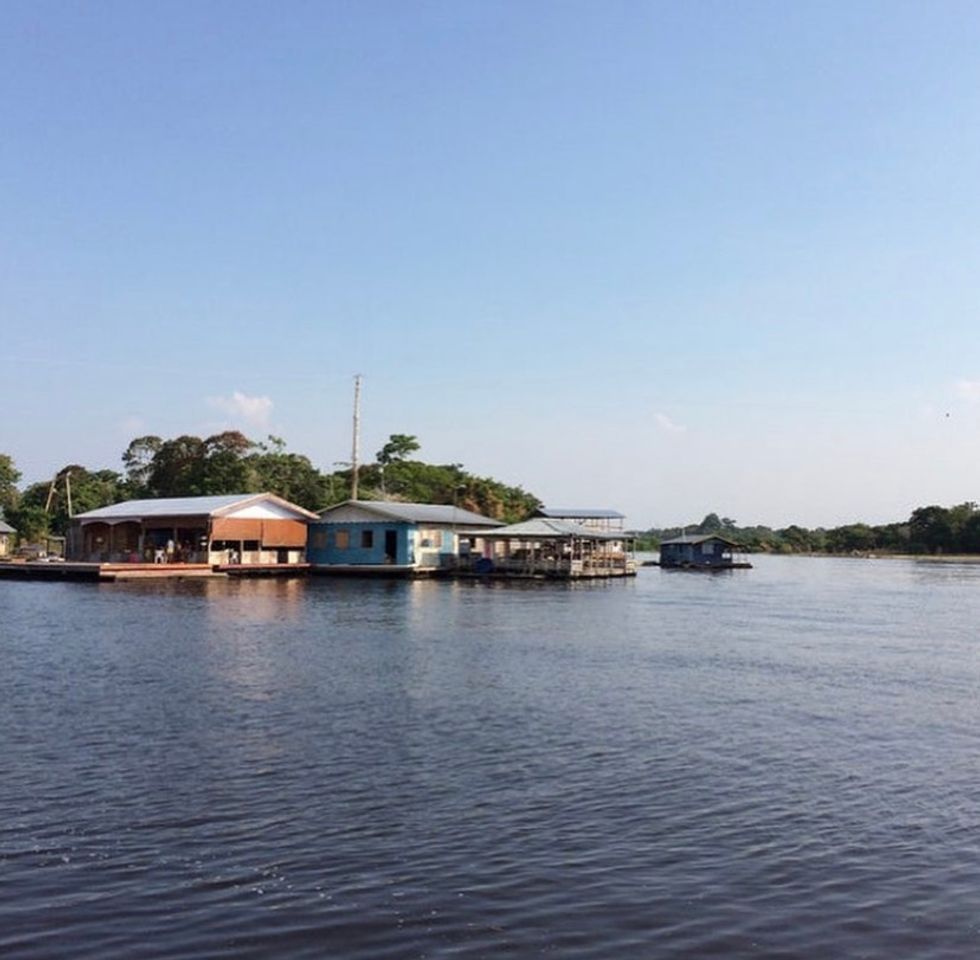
[660,534,741,546]
[537,507,625,519]
[478,518,624,540]
[0,520,15,533]
[75,493,318,521]
[318,500,502,527]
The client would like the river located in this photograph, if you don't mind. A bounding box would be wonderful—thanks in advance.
[2,556,979,958]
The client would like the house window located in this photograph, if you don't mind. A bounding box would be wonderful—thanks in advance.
[702,542,715,555]
[312,531,327,549]
[361,530,374,549]
[420,529,443,548]
[335,530,350,549]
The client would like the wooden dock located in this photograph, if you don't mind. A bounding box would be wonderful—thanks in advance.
[0,561,308,582]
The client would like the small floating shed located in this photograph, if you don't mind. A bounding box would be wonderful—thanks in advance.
[460,518,636,579]
[658,534,752,570]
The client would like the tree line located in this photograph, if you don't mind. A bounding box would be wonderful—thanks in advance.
[633,505,980,556]
[0,433,541,543]
[4,441,978,556]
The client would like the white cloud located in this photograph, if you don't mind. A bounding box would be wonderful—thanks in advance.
[207,391,274,428]
[655,412,686,434]
[954,379,980,403]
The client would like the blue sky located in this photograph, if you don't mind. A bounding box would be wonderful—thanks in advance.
[4,0,980,528]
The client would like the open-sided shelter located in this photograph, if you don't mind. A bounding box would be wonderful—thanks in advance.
[462,517,636,579]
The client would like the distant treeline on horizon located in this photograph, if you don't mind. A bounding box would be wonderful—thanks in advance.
[631,506,980,556]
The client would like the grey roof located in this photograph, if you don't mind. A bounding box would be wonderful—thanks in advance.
[319,500,502,527]
[0,520,14,534]
[478,518,625,541]
[536,507,624,520]
[75,493,319,521]
[660,534,741,546]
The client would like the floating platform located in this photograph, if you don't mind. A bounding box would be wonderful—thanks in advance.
[218,563,310,577]
[453,569,636,581]
[0,561,308,583]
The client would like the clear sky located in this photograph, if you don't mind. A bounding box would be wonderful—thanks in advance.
[4,0,980,529]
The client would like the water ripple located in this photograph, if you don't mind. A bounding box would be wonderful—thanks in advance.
[2,559,980,957]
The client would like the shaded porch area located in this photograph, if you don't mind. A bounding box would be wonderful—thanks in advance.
[458,519,636,579]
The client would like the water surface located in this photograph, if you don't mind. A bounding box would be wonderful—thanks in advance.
[2,557,979,958]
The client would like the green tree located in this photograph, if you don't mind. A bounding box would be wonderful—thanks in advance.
[376,434,420,465]
[17,466,125,535]
[777,524,814,552]
[0,453,21,514]
[8,505,48,542]
[909,505,953,554]
[146,435,208,497]
[698,513,723,534]
[959,513,980,553]
[122,435,162,496]
[826,523,876,553]
[202,431,255,494]
[249,436,328,510]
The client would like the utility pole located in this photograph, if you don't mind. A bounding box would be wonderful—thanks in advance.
[44,470,73,516]
[350,374,362,501]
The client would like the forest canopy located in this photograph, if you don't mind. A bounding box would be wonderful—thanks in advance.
[0,434,541,539]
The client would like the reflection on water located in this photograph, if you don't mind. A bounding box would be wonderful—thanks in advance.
[2,557,980,959]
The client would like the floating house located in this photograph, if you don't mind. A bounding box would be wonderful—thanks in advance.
[658,534,752,570]
[308,500,502,575]
[0,518,14,558]
[69,493,319,566]
[460,518,636,579]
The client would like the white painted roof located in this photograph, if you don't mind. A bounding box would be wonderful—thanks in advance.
[477,518,624,541]
[75,493,319,521]
[536,508,625,519]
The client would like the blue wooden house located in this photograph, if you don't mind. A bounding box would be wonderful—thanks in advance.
[307,500,502,575]
[659,534,751,570]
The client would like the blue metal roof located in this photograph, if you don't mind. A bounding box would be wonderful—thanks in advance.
[660,534,741,546]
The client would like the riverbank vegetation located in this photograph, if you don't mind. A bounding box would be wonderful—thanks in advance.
[633,505,980,556]
[0,435,540,542]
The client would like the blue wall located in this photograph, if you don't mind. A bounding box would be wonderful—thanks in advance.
[307,521,413,566]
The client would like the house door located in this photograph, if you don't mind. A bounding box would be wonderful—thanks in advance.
[384,530,398,563]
